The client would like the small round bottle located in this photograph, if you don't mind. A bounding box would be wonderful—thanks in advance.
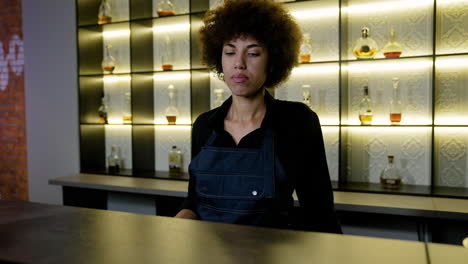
[168,145,183,177]
[382,27,403,58]
[108,145,121,173]
[380,155,402,189]
[353,27,378,59]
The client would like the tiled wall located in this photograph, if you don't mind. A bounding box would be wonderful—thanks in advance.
[0,0,27,200]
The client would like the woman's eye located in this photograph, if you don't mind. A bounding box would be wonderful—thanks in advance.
[224,52,235,56]
[248,53,260,57]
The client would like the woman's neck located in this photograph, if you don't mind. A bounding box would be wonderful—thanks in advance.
[227,89,266,121]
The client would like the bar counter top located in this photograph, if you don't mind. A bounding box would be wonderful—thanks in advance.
[1,199,467,264]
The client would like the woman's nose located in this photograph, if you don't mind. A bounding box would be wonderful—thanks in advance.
[234,55,246,69]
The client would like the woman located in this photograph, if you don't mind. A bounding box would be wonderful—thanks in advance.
[175,0,341,234]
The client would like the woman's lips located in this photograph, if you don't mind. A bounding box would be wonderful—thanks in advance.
[231,74,248,83]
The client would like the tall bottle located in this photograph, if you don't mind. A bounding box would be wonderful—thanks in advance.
[213,88,225,109]
[380,155,402,189]
[122,92,132,124]
[98,0,112,24]
[168,145,183,177]
[98,94,108,124]
[108,145,121,173]
[165,84,179,125]
[161,34,173,71]
[299,33,312,63]
[301,84,312,109]
[359,85,373,125]
[389,77,402,124]
[157,0,175,17]
[102,44,116,74]
[353,27,378,59]
[382,27,403,58]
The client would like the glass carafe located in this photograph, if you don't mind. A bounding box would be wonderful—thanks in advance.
[108,145,121,173]
[161,34,173,71]
[98,94,108,124]
[389,77,402,124]
[165,84,179,125]
[299,33,312,63]
[122,92,132,124]
[168,145,183,177]
[102,44,116,74]
[359,85,373,125]
[213,88,225,109]
[382,27,403,58]
[380,155,402,189]
[157,0,175,17]
[98,0,112,24]
[353,27,378,59]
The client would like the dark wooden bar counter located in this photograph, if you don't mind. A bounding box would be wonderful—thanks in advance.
[1,200,467,264]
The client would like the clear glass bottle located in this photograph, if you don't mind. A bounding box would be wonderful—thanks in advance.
[359,85,373,125]
[389,77,402,124]
[98,0,112,25]
[102,44,116,74]
[380,155,402,189]
[382,27,403,58]
[165,84,179,125]
[353,27,378,59]
[157,0,175,17]
[213,88,225,109]
[108,145,121,173]
[301,84,312,109]
[299,33,312,63]
[122,92,132,124]
[98,94,108,124]
[168,145,183,177]
[161,34,173,71]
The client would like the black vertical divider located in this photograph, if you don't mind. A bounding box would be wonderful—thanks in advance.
[79,76,104,123]
[130,15,156,173]
[77,0,100,26]
[79,26,103,75]
[130,0,154,20]
[191,0,210,14]
[80,125,106,171]
[338,0,348,185]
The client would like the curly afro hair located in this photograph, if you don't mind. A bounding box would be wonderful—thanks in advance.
[199,0,302,88]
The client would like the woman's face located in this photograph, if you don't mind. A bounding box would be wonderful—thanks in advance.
[221,35,268,98]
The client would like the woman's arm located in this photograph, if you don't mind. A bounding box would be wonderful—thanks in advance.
[175,209,198,219]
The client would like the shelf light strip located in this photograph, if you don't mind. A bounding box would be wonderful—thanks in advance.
[342,0,433,14]
[153,72,191,81]
[290,8,339,20]
[102,30,131,37]
[436,58,468,68]
[104,76,132,82]
[292,65,339,74]
[152,23,190,33]
[344,60,433,72]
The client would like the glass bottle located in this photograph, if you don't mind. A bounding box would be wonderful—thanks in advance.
[380,155,402,189]
[359,85,373,125]
[299,33,312,63]
[102,44,116,74]
[165,84,179,125]
[168,145,183,177]
[122,92,132,124]
[213,88,225,108]
[157,0,175,17]
[353,27,378,59]
[389,77,402,124]
[382,27,403,58]
[108,145,121,173]
[301,84,312,109]
[98,0,112,25]
[98,94,108,124]
[161,34,173,71]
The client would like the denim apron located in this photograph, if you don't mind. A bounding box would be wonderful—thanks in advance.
[189,128,289,228]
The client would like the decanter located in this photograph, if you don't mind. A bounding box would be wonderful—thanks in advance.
[122,92,132,124]
[168,145,183,177]
[157,0,175,17]
[102,44,116,74]
[98,0,112,25]
[213,88,225,109]
[301,84,312,109]
[353,27,378,59]
[382,27,403,58]
[389,77,402,124]
[108,145,121,173]
[98,94,108,124]
[165,84,179,125]
[359,85,373,125]
[299,33,312,63]
[380,155,402,189]
[161,34,173,71]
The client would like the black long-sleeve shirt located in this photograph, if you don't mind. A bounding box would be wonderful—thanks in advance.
[181,91,342,234]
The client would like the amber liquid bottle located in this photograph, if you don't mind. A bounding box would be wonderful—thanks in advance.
[382,27,403,58]
[157,0,175,17]
[299,33,312,63]
[98,0,112,24]
[380,155,402,189]
[359,86,373,125]
[353,27,378,59]
[165,84,179,125]
[389,77,402,124]
[168,146,183,177]
[102,44,116,74]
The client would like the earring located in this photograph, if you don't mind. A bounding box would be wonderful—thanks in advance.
[218,72,224,81]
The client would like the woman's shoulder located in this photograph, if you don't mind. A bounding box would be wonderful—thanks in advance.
[272,98,319,122]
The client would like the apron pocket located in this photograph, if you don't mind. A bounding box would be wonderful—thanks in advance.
[194,173,265,200]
